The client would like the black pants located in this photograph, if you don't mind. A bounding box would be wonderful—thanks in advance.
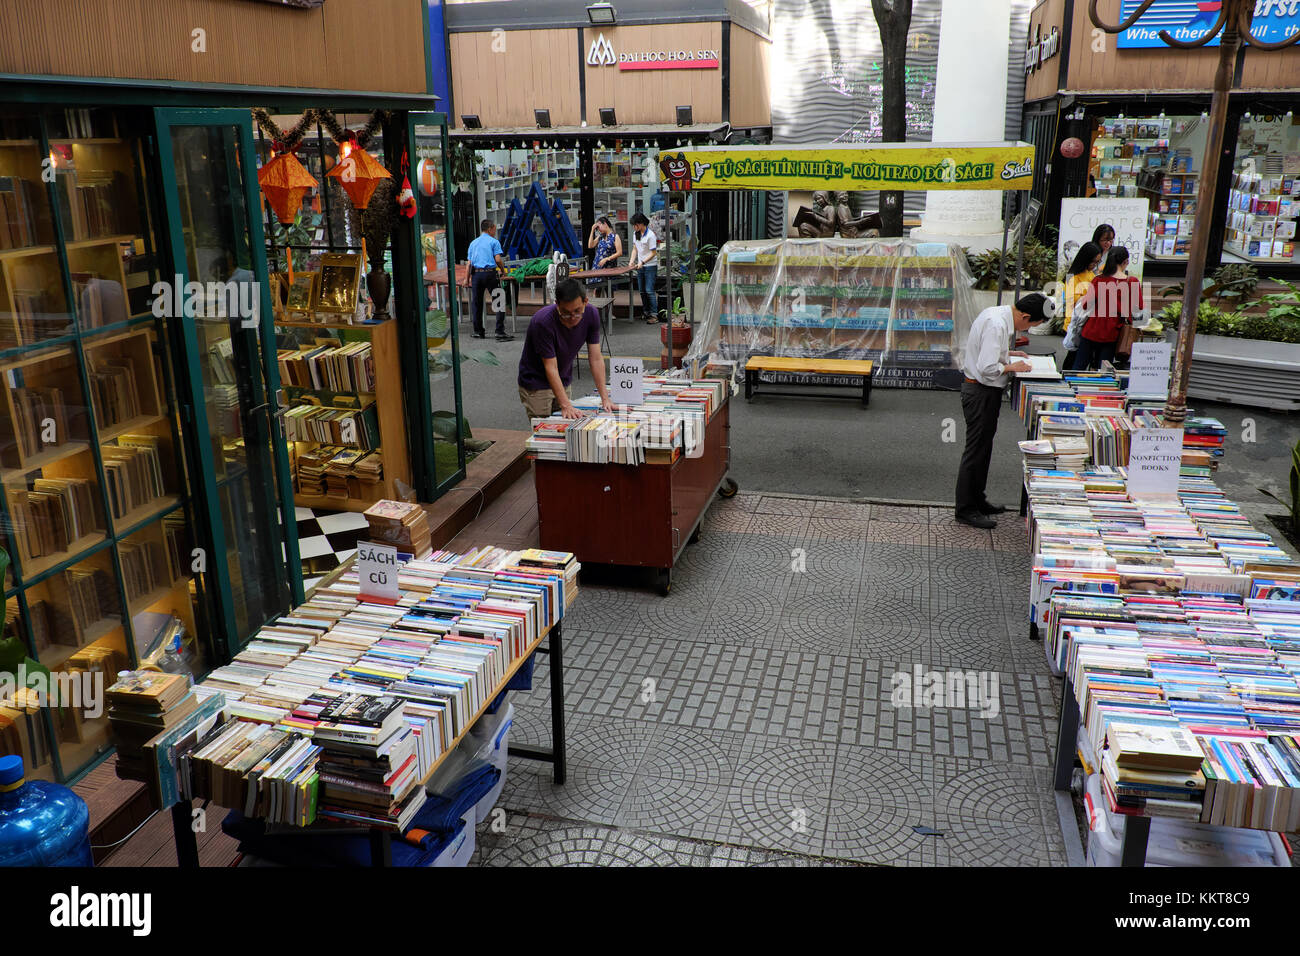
[469,269,505,336]
[1073,337,1116,371]
[955,380,1003,517]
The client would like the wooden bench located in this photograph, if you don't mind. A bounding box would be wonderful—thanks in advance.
[744,356,874,407]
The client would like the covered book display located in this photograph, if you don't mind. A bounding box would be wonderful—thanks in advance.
[684,237,983,390]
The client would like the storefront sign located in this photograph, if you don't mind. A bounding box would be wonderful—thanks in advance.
[1117,1,1300,48]
[1127,342,1172,398]
[1058,197,1150,279]
[1024,23,1060,75]
[658,144,1034,191]
[1127,428,1183,499]
[610,358,645,404]
[586,33,720,71]
[357,542,400,604]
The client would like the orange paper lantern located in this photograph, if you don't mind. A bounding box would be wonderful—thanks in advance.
[257,152,318,225]
[326,141,392,212]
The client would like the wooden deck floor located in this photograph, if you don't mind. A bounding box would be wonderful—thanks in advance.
[79,465,540,867]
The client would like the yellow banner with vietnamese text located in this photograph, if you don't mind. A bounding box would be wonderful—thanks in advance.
[657,143,1034,191]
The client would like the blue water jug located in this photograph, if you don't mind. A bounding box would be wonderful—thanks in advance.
[0,755,94,866]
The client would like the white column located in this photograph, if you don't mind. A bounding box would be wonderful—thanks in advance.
[911,0,1013,252]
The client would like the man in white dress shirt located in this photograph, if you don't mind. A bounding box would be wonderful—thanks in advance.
[954,293,1050,529]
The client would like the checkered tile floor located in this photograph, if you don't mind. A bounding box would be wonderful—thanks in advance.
[294,506,371,592]
[467,492,1074,867]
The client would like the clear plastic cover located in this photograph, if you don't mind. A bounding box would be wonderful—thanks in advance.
[684,237,983,390]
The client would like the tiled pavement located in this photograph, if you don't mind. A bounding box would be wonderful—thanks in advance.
[471,492,1069,866]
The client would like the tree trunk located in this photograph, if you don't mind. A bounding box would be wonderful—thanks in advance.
[873,0,912,237]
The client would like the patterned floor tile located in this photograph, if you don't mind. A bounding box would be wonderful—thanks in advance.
[871,505,932,523]
[810,500,874,521]
[745,512,813,537]
[865,520,931,546]
[482,825,617,867]
[928,519,995,550]
[755,495,819,516]
[821,747,939,865]
[499,761,632,825]
[851,596,932,661]
[804,516,873,541]
[862,542,930,590]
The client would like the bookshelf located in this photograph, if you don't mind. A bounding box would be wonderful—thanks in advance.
[1222,168,1298,263]
[0,107,212,783]
[274,317,411,513]
[715,243,959,383]
[479,149,580,235]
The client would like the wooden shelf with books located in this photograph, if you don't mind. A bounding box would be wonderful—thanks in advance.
[109,493,180,537]
[274,317,410,512]
[15,531,106,582]
[0,440,92,484]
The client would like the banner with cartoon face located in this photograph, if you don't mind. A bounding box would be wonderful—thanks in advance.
[657,143,1034,192]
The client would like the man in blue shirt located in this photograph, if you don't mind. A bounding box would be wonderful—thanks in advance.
[466,219,512,341]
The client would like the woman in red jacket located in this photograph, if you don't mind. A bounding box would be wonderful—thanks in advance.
[1074,246,1142,370]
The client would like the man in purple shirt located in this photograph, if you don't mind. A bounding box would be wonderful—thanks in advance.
[517,278,615,422]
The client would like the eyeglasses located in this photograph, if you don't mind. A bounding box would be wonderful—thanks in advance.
[557,302,586,319]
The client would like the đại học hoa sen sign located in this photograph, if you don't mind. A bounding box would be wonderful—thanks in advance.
[657,144,1035,192]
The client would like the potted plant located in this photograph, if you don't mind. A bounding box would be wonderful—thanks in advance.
[1160,286,1300,410]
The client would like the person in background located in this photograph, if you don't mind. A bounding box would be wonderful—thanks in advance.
[1091,223,1115,256]
[954,293,1051,529]
[1076,246,1142,371]
[1061,241,1103,370]
[628,213,660,324]
[587,216,622,269]
[466,219,512,342]
[517,278,615,422]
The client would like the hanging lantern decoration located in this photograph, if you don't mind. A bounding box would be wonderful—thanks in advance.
[257,150,317,283]
[1059,137,1086,159]
[326,138,392,212]
[416,158,440,197]
[258,151,317,224]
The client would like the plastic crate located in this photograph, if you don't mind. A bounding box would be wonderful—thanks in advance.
[1083,774,1289,867]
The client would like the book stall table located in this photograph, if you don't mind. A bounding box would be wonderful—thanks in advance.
[1021,458,1300,867]
[112,546,575,868]
[743,355,873,407]
[531,378,734,596]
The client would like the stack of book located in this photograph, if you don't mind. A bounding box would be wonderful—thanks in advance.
[12,477,103,558]
[106,672,195,786]
[277,342,376,393]
[87,359,142,432]
[364,500,431,556]
[1101,722,1207,821]
[182,718,321,826]
[147,545,579,829]
[101,437,166,520]
[302,694,428,832]
[283,403,379,450]
[8,386,71,460]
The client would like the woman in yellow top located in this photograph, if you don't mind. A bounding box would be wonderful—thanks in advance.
[1061,241,1103,371]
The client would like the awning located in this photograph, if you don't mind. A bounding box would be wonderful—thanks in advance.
[449,122,734,144]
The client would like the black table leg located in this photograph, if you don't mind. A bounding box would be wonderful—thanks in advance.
[1020,484,1029,517]
[1120,815,1151,867]
[1054,677,1080,792]
[745,369,754,401]
[369,827,393,867]
[862,374,871,407]
[171,800,200,868]
[550,621,566,785]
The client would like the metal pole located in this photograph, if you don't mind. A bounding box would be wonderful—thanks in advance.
[997,191,1011,306]
[688,191,698,335]
[1164,9,1244,425]
[1013,192,1029,304]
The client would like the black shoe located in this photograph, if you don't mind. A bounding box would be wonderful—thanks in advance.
[955,511,996,529]
[471,332,487,339]
[978,502,1009,515]
[495,334,515,342]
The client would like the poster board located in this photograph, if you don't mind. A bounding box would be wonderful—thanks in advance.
[1058,197,1149,279]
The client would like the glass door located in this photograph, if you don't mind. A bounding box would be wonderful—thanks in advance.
[410,113,466,497]
[152,109,301,657]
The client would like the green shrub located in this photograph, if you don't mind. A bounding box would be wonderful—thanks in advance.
[1158,299,1300,343]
